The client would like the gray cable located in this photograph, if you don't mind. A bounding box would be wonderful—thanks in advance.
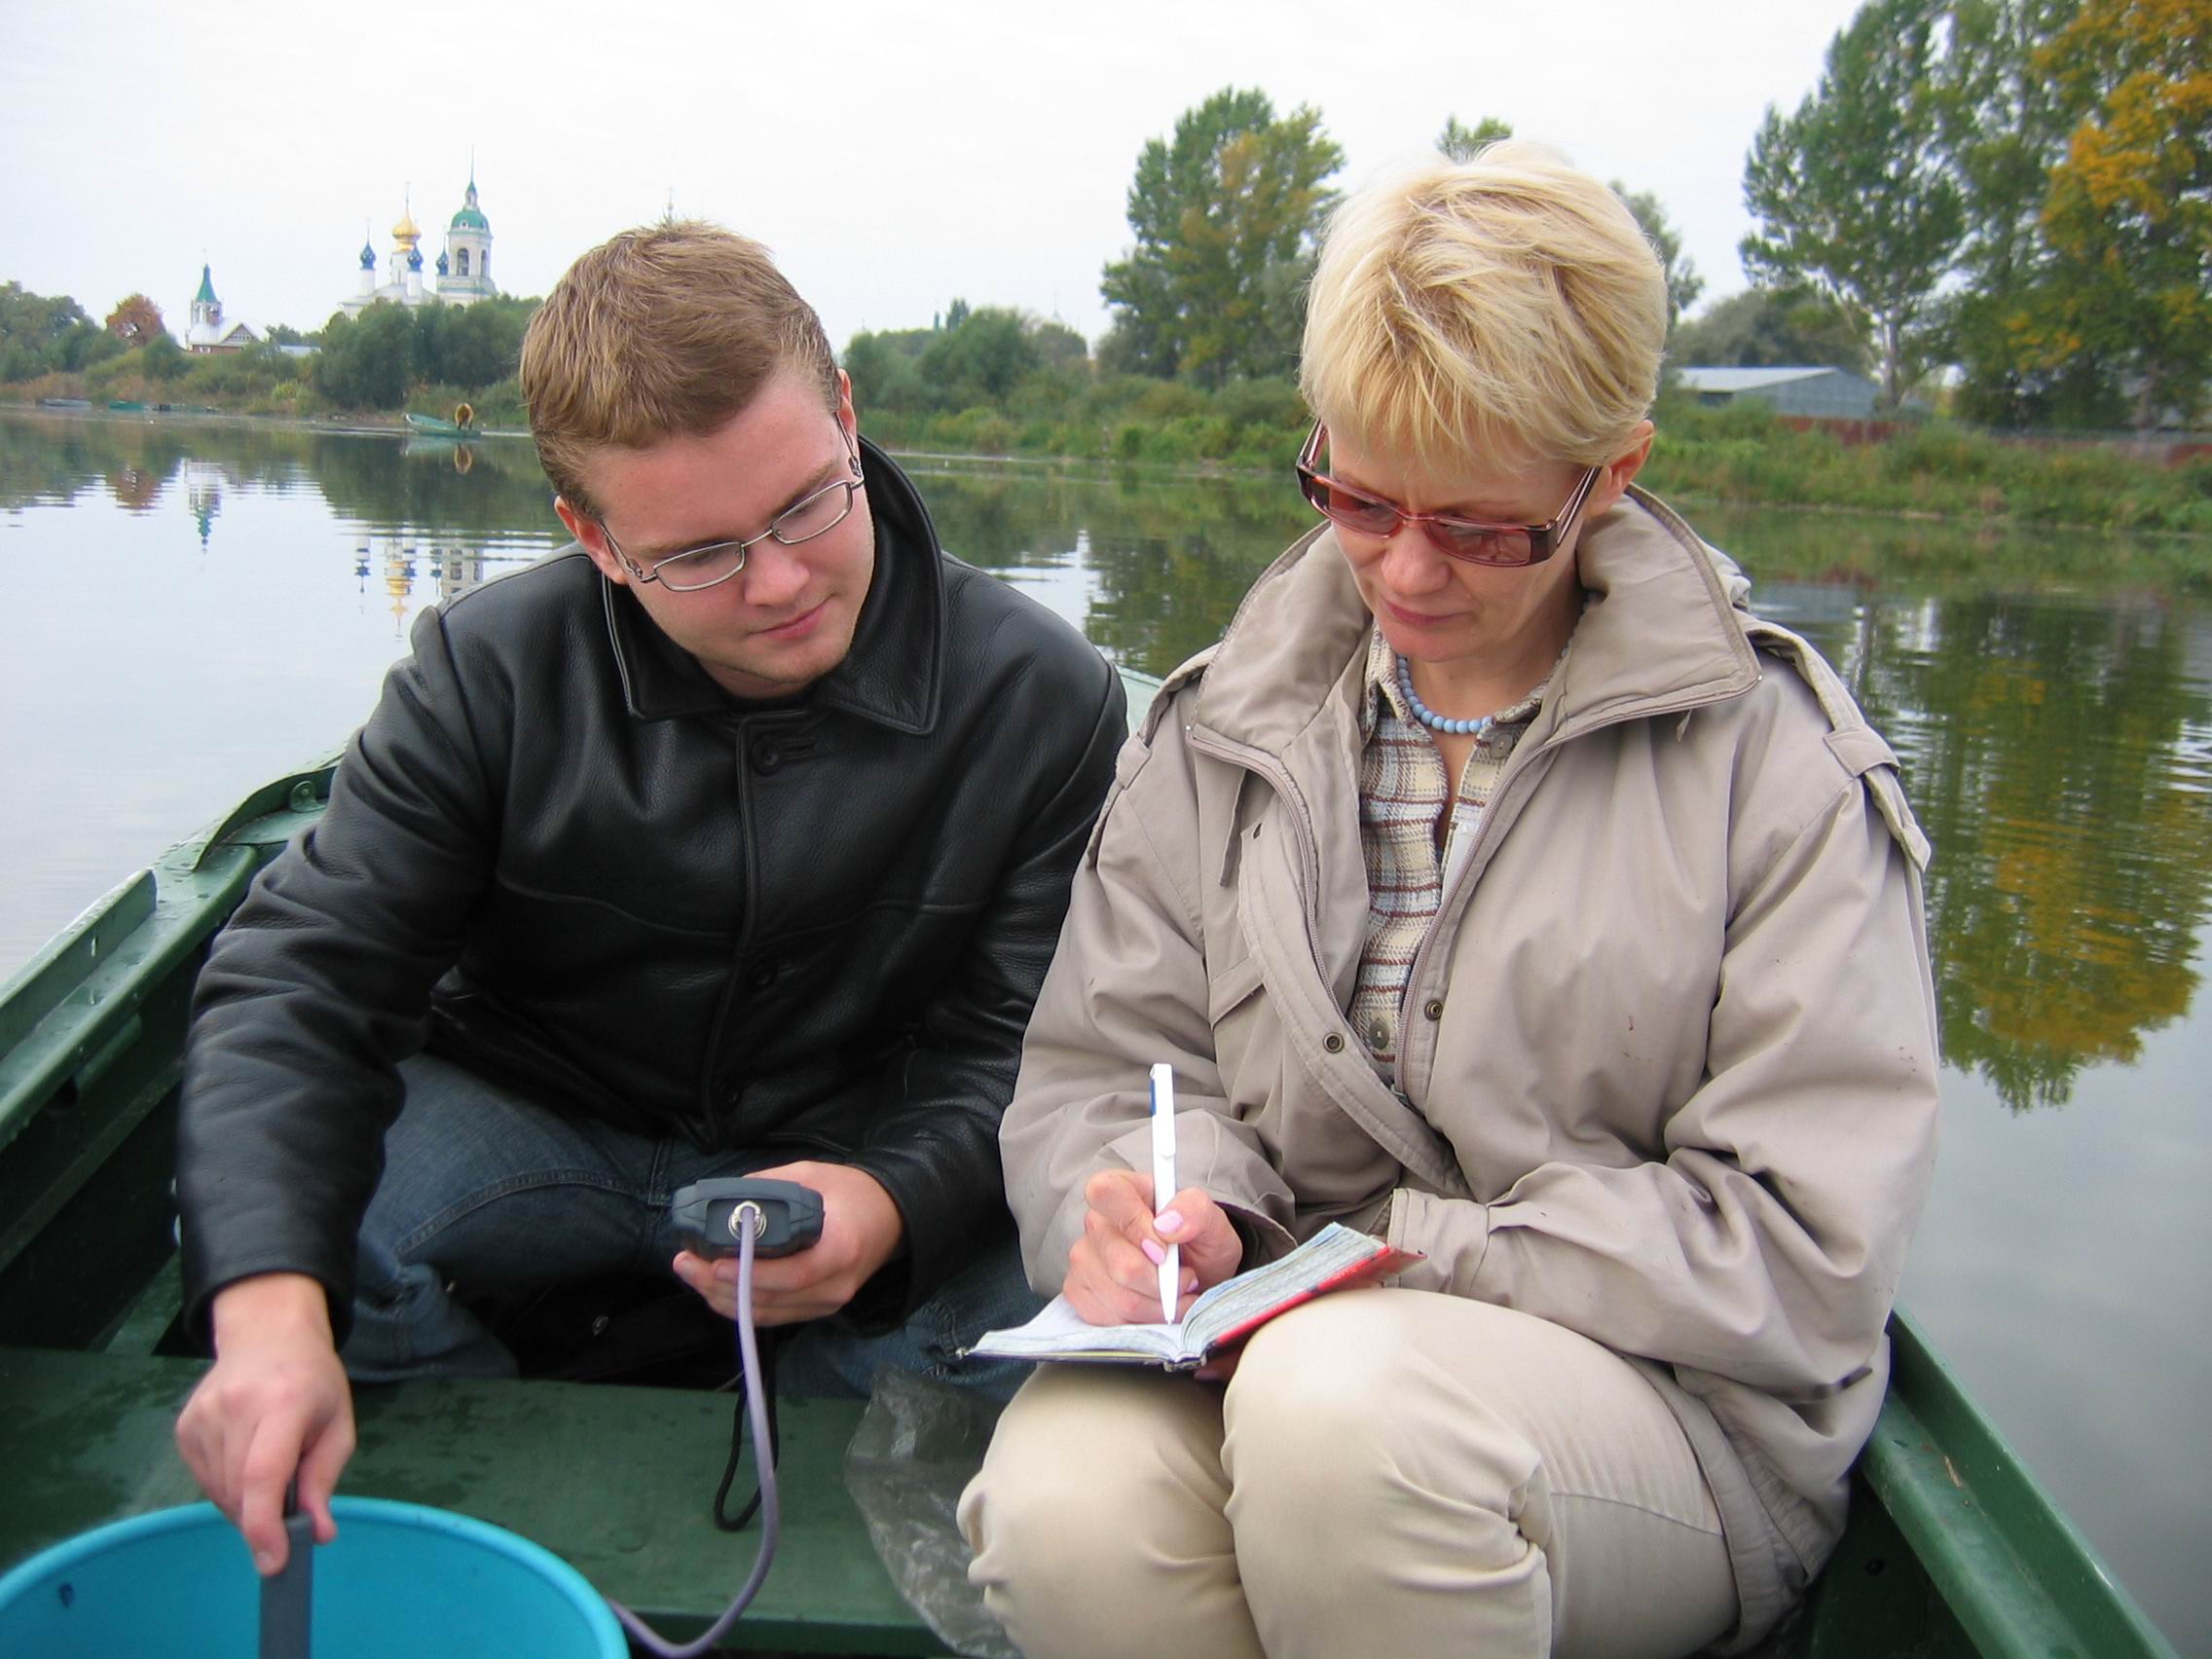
[608,1209,781,1657]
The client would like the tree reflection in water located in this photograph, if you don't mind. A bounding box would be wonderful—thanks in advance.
[1708,507,2212,1112]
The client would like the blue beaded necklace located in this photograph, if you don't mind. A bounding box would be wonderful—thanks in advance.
[1395,655,1495,737]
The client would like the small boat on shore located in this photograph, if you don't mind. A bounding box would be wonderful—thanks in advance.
[403,400,479,440]
[0,664,2180,1657]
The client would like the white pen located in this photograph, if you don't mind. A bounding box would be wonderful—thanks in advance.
[1149,1062,1179,1322]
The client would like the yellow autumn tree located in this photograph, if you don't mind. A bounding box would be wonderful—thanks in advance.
[2035,0,2212,429]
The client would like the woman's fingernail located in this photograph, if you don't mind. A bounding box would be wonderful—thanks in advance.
[1156,1209,1184,1236]
[1139,1238,1165,1265]
[1185,1272,1199,1293]
[253,1550,277,1574]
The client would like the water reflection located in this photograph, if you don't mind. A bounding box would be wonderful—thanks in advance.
[910,460,1309,672]
[1889,600,2209,1109]
[1714,511,2212,1113]
[348,536,536,637]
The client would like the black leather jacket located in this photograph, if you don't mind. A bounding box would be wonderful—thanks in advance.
[178,439,1125,1341]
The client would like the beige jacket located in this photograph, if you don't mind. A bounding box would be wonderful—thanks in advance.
[1001,487,1940,1648]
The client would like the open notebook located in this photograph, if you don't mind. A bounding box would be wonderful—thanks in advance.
[965,1222,1420,1371]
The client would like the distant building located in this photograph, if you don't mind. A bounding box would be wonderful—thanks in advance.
[343,170,498,317]
[182,265,260,354]
[1673,366,1879,420]
[438,172,496,303]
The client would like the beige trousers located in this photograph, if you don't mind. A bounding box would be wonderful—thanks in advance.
[959,1290,1739,1659]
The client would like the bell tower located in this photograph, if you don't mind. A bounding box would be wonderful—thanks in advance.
[439,165,496,305]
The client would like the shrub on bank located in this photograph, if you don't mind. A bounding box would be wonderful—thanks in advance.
[1641,396,2212,536]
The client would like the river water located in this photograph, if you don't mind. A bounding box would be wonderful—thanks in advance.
[4,409,2207,1649]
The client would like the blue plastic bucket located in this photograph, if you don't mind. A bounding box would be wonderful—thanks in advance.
[0,1496,624,1657]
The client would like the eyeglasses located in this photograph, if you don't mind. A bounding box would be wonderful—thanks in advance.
[1295,423,1600,568]
[601,435,866,594]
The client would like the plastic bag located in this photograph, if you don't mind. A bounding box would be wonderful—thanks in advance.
[843,1367,1018,1659]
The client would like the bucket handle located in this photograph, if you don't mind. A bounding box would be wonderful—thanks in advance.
[259,1480,316,1659]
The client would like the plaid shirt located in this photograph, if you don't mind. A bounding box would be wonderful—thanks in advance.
[1352,627,1552,1071]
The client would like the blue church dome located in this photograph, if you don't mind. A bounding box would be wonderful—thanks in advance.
[436,250,450,276]
[407,246,424,272]
[358,240,377,271]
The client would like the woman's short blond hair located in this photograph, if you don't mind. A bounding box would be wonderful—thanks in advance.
[520,220,839,517]
[1300,142,1668,472]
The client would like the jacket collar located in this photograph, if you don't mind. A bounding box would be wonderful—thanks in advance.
[1191,485,1761,759]
[599,433,946,732]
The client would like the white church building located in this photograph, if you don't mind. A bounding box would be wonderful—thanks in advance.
[183,265,259,353]
[343,170,498,316]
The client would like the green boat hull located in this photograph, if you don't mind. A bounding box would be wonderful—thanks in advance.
[402,412,479,439]
[0,668,2176,1657]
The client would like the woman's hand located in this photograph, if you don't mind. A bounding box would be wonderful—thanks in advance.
[1064,1167,1243,1326]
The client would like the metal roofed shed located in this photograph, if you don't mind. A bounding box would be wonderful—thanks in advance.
[1674,366,1880,419]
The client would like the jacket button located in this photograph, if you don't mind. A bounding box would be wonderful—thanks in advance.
[1322,1032,1346,1053]
[1423,999,1444,1020]
[748,963,777,990]
[750,739,783,774]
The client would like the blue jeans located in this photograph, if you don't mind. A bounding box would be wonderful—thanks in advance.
[341,1053,1041,1402]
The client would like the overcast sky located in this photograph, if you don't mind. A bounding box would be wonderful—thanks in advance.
[3,0,1865,352]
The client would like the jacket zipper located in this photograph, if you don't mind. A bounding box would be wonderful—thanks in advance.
[698,717,762,1145]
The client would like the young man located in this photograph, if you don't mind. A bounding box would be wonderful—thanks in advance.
[173,223,1125,1575]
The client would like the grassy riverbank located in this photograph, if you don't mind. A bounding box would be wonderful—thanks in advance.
[867,385,2212,537]
[3,356,530,431]
[1643,402,2212,536]
[13,375,2207,537]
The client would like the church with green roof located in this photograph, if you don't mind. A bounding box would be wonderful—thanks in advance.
[343,168,498,317]
[184,264,259,353]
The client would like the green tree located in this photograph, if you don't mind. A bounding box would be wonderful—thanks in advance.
[104,293,166,348]
[0,282,102,382]
[1437,115,1514,161]
[1742,0,1967,409]
[843,325,935,415]
[1669,287,1873,374]
[1931,0,2100,425]
[1030,318,1090,373]
[1612,185,1706,331]
[846,307,1084,417]
[419,297,535,390]
[1100,87,1345,386]
[1094,312,1173,379]
[313,304,419,408]
[919,305,1041,403]
[2033,0,2212,429]
[141,333,189,384]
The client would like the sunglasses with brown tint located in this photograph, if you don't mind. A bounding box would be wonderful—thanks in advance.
[1295,422,1600,568]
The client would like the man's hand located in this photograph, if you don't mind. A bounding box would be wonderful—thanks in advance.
[174,1272,355,1576]
[671,1160,904,1325]
[1063,1168,1243,1327]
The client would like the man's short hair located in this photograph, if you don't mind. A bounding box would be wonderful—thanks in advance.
[1299,142,1668,473]
[521,220,841,518]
